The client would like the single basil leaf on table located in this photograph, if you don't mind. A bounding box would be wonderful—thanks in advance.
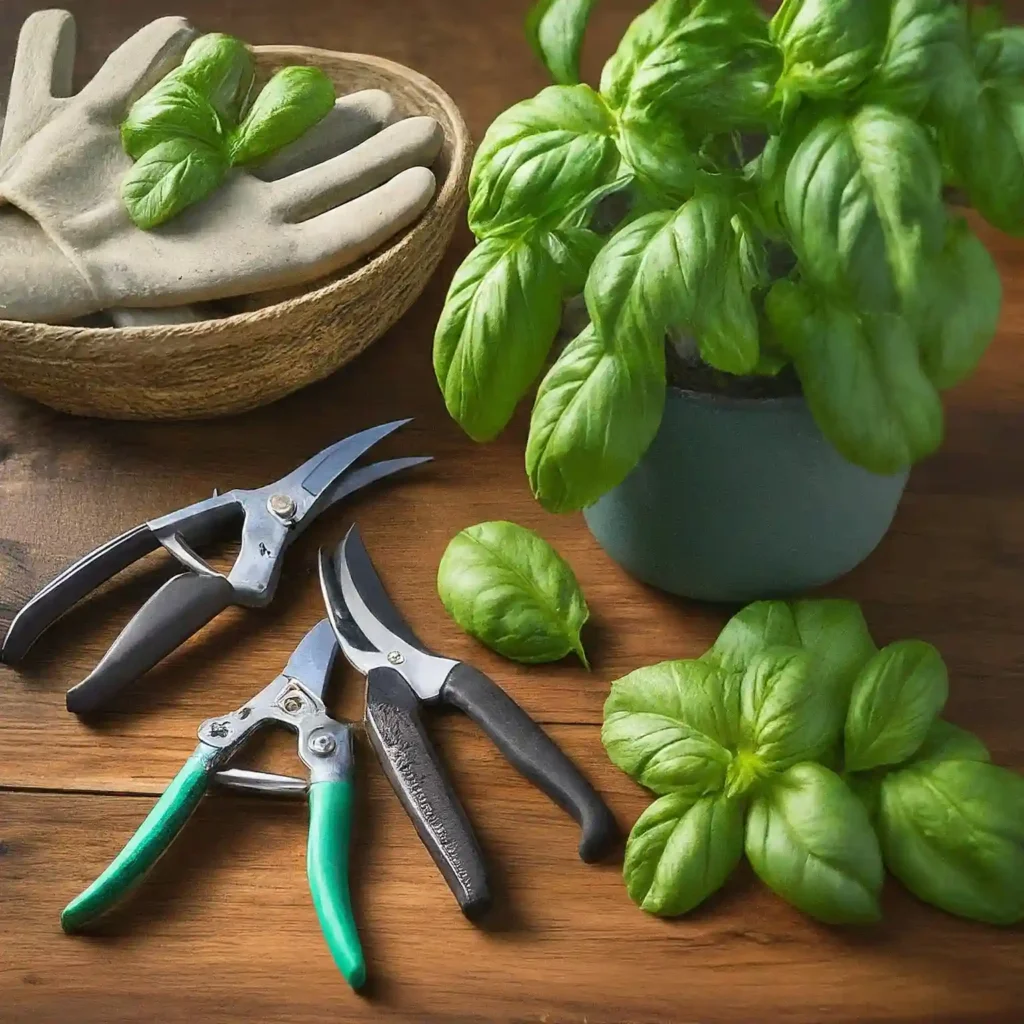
[878,759,1024,924]
[736,646,837,781]
[939,27,1024,235]
[859,0,974,120]
[783,106,945,315]
[624,791,745,916]
[770,0,889,102]
[844,640,949,773]
[121,138,227,230]
[468,85,618,238]
[228,65,335,166]
[121,77,225,160]
[766,278,944,474]
[436,520,590,666]
[539,226,605,294]
[526,211,672,513]
[910,719,990,765]
[916,220,1002,391]
[746,761,884,924]
[622,1,781,135]
[599,0,692,111]
[175,32,256,125]
[434,234,563,443]
[602,659,734,794]
[525,0,598,86]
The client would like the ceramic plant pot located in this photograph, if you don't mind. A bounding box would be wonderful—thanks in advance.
[583,387,909,602]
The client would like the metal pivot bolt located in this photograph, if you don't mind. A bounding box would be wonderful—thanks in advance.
[387,650,405,666]
[208,720,231,738]
[282,694,305,714]
[267,493,297,522]
[308,731,337,757]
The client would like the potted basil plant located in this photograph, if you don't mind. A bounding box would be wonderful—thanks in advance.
[433,0,1014,601]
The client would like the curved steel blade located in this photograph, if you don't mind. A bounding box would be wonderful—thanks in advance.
[317,547,385,678]
[281,619,340,702]
[317,456,432,516]
[335,525,457,701]
[297,419,412,500]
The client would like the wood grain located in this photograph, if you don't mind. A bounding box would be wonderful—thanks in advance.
[0,2,1023,1022]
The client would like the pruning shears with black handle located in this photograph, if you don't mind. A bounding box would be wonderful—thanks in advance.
[61,618,367,990]
[2,419,428,713]
[318,525,619,918]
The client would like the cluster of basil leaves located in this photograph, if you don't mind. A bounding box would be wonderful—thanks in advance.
[120,33,335,229]
[603,599,1024,925]
[434,0,1014,514]
[436,520,592,667]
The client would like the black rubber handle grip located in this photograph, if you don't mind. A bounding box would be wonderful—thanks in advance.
[65,572,234,714]
[2,524,159,664]
[441,663,619,863]
[364,665,491,918]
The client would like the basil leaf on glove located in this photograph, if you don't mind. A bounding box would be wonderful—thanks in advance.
[624,792,745,916]
[437,521,590,666]
[174,32,255,125]
[121,77,225,160]
[227,65,336,166]
[844,640,949,772]
[878,760,1024,924]
[746,762,884,924]
[434,234,563,443]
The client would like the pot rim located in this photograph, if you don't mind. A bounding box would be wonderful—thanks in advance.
[667,384,805,409]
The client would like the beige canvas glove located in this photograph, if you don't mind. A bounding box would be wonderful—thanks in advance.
[0,12,441,323]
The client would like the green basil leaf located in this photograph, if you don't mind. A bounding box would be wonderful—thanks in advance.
[469,85,618,237]
[623,0,781,135]
[605,658,737,754]
[746,762,884,924]
[738,647,837,778]
[539,226,605,294]
[770,0,889,102]
[526,211,674,513]
[435,235,563,443]
[121,77,224,160]
[624,791,745,916]
[879,760,1024,924]
[616,112,701,206]
[791,599,877,709]
[121,138,227,230]
[526,0,598,86]
[783,107,945,315]
[909,719,991,765]
[227,65,335,166]
[844,640,949,773]
[175,32,255,125]
[940,27,1024,234]
[848,772,882,822]
[917,219,1002,390]
[436,521,589,666]
[603,660,733,795]
[766,279,944,474]
[600,0,693,111]
[860,0,973,120]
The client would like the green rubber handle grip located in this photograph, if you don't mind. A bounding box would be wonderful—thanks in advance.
[307,779,365,989]
[61,747,216,932]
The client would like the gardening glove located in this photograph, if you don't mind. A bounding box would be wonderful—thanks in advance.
[0,11,441,323]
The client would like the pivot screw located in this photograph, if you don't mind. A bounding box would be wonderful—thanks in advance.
[387,650,405,666]
[282,695,304,714]
[267,493,297,522]
[208,720,231,738]
[308,732,337,757]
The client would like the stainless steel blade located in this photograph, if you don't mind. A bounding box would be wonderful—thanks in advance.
[317,547,388,678]
[280,619,339,703]
[298,419,412,498]
[317,456,432,515]
[335,526,457,701]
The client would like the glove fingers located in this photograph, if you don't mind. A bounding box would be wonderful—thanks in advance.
[255,90,398,183]
[1,10,77,166]
[270,115,442,223]
[297,164,436,268]
[79,16,197,117]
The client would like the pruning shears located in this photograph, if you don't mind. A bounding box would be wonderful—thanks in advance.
[318,525,619,917]
[60,618,367,990]
[2,419,428,713]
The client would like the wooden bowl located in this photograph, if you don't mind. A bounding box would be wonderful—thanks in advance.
[0,46,470,419]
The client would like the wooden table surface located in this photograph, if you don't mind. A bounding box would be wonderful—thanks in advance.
[1,2,1023,1022]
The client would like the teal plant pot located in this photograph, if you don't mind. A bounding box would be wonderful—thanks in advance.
[583,388,909,602]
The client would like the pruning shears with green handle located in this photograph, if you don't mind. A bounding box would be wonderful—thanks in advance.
[60,618,366,990]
